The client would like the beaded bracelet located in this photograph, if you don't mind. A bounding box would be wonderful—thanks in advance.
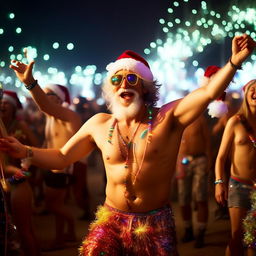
[229,58,242,70]
[214,179,224,185]
[25,80,38,90]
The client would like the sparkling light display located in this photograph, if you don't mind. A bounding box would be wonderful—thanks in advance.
[144,0,256,104]
[0,0,256,106]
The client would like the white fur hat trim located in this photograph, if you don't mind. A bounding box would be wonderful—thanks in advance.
[207,100,228,118]
[45,84,65,102]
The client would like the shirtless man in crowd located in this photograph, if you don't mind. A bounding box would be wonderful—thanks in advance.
[176,113,211,248]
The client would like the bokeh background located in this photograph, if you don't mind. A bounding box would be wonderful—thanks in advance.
[1,0,256,107]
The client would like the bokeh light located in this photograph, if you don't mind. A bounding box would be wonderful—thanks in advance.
[1,0,256,107]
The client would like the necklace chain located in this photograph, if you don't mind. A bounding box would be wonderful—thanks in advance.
[107,107,153,209]
[107,107,153,183]
[117,121,141,168]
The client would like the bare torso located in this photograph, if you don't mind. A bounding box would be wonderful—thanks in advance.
[230,116,256,181]
[45,115,79,172]
[179,115,209,156]
[88,104,184,212]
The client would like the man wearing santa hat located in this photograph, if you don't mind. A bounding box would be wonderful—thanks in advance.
[5,34,256,255]
[175,65,229,248]
[36,83,82,250]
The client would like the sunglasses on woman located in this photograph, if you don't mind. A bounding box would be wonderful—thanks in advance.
[110,73,139,86]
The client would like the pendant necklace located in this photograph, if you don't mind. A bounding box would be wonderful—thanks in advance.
[107,107,153,209]
[116,121,141,169]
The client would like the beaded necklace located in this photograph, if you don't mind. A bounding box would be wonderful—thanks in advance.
[108,107,153,184]
[116,121,141,169]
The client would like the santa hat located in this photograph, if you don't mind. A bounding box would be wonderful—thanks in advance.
[242,79,256,92]
[200,65,221,87]
[2,90,22,109]
[45,84,71,104]
[202,65,228,118]
[106,50,154,82]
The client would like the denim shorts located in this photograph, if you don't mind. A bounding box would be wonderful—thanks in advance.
[228,177,252,209]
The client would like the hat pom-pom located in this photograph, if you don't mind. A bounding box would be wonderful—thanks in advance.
[207,100,228,118]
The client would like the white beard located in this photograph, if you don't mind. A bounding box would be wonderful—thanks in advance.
[111,89,143,120]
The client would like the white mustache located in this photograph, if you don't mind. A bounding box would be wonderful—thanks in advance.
[117,88,138,97]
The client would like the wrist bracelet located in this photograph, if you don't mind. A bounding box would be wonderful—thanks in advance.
[25,146,34,158]
[214,179,224,185]
[229,58,242,70]
[25,80,38,90]
[20,146,33,170]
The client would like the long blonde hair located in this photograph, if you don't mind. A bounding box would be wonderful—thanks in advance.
[237,79,256,119]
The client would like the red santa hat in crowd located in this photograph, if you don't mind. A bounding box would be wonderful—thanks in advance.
[202,65,228,118]
[2,90,22,109]
[45,84,71,105]
[106,50,154,82]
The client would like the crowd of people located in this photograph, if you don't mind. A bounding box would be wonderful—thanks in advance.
[0,33,255,256]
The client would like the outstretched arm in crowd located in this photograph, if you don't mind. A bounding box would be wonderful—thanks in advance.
[0,113,100,170]
[173,34,255,128]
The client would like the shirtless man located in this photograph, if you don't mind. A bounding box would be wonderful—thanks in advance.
[7,78,82,249]
[215,79,256,256]
[2,34,255,256]
[176,113,211,248]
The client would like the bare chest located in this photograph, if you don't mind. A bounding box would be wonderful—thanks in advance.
[45,118,74,147]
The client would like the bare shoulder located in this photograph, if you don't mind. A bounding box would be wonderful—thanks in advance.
[157,98,184,128]
[161,98,182,112]
[86,112,112,124]
[157,99,181,118]
[223,115,241,133]
[227,115,240,126]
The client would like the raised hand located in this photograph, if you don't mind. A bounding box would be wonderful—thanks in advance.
[231,34,256,66]
[9,60,36,86]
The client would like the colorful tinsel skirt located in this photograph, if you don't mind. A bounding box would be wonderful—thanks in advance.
[79,203,179,256]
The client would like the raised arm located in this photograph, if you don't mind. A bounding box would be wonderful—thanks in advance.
[214,117,235,206]
[9,60,80,124]
[173,34,255,127]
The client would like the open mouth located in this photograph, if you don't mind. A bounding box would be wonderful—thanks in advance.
[120,91,135,100]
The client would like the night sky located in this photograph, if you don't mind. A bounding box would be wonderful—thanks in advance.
[1,0,254,82]
[1,0,174,73]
